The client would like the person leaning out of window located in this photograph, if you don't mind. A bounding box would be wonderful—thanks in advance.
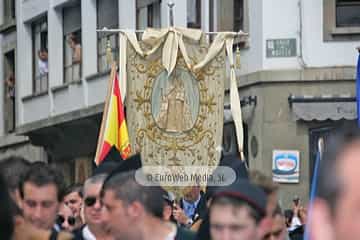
[67,33,81,64]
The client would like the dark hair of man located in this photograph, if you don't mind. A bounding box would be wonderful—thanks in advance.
[249,170,278,195]
[0,156,31,193]
[64,183,83,198]
[40,48,48,53]
[317,125,360,214]
[101,170,164,218]
[19,162,65,202]
[0,173,15,240]
[210,195,262,224]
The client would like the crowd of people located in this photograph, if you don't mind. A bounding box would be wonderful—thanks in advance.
[0,124,359,240]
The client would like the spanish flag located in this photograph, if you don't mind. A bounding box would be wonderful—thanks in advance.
[95,64,131,165]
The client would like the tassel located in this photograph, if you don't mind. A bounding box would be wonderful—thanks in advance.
[235,45,241,69]
[106,38,113,65]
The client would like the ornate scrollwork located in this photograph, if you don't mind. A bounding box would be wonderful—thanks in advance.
[132,54,220,167]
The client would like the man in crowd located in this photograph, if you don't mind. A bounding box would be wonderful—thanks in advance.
[249,170,280,239]
[101,170,195,240]
[309,125,360,240]
[19,162,64,232]
[57,204,77,232]
[162,191,177,223]
[174,185,207,228]
[63,183,83,227]
[249,170,279,217]
[263,206,288,240]
[0,171,15,240]
[73,174,112,240]
[205,179,268,240]
[0,155,31,204]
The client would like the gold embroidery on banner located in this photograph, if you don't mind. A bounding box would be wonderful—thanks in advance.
[133,55,220,167]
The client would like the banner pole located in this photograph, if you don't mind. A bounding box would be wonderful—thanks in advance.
[94,63,117,165]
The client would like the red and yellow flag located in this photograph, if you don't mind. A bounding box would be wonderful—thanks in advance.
[95,65,131,165]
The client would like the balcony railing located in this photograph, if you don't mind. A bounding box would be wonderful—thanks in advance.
[64,63,81,83]
[34,74,48,94]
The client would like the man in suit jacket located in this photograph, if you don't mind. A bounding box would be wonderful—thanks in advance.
[72,174,112,240]
[173,185,207,228]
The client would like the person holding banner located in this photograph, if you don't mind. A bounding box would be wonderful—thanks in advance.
[308,125,360,240]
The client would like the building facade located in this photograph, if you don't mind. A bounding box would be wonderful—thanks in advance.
[0,0,46,164]
[235,0,359,207]
[12,0,360,205]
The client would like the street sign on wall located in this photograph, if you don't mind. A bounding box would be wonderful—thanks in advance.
[266,38,297,58]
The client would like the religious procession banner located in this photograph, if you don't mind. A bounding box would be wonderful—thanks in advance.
[118,28,243,186]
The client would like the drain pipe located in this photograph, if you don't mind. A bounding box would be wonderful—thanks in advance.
[298,0,307,68]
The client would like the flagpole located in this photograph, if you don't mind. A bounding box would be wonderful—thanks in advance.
[96,28,249,37]
[167,1,175,27]
[356,46,360,127]
[304,137,324,240]
[94,63,117,165]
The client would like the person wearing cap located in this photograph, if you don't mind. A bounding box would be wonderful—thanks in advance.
[72,174,112,240]
[197,179,268,240]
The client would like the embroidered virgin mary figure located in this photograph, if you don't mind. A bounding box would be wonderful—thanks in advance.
[156,72,192,132]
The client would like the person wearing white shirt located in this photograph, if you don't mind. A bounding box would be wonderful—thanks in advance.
[38,49,48,75]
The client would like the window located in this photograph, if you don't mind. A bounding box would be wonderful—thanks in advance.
[187,0,201,28]
[216,0,248,47]
[136,0,161,30]
[3,0,15,25]
[217,0,246,31]
[233,0,244,32]
[209,0,214,32]
[336,0,360,27]
[63,4,82,83]
[32,18,48,94]
[4,50,15,133]
[323,0,360,41]
[97,0,119,72]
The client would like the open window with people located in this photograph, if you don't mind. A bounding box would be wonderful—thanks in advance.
[4,50,15,133]
[32,18,48,94]
[63,4,82,83]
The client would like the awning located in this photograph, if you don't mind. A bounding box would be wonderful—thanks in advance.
[288,95,356,121]
[224,96,257,123]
